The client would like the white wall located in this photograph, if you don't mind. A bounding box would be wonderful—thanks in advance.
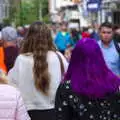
[0,0,9,22]
[49,0,57,14]
[55,0,72,9]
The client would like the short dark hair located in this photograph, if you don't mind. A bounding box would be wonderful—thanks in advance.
[99,22,113,30]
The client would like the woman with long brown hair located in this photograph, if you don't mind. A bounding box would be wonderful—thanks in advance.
[8,21,68,120]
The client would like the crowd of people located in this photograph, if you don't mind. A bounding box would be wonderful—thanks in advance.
[0,20,120,120]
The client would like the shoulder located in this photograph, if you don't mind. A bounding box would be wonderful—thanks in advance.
[57,80,71,94]
[47,51,58,60]
[97,40,101,45]
[47,51,61,66]
[16,53,33,62]
[47,51,66,61]
[0,84,21,99]
[56,32,61,37]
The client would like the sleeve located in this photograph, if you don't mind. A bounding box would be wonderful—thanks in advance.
[54,33,59,49]
[15,91,30,120]
[55,84,72,120]
[7,55,21,86]
[67,35,74,47]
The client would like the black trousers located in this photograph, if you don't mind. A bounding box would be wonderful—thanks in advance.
[28,109,55,120]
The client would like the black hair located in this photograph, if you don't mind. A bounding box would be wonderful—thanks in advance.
[99,22,113,30]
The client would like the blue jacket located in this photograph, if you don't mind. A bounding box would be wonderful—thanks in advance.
[54,32,73,51]
[91,31,100,41]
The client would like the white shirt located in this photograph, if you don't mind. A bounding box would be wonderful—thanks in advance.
[8,51,68,110]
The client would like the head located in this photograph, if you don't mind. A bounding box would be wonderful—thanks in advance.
[24,25,30,32]
[60,21,68,32]
[51,23,56,32]
[65,38,120,98]
[1,26,17,46]
[71,29,77,36]
[17,26,25,37]
[82,27,88,32]
[21,21,56,95]
[99,22,113,44]
[92,21,99,30]
[113,25,120,34]
[113,25,120,42]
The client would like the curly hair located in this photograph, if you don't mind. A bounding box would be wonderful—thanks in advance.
[21,21,56,95]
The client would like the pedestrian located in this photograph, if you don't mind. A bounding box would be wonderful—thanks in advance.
[8,21,68,120]
[113,24,120,43]
[81,27,91,39]
[55,38,120,120]
[90,21,100,41]
[0,32,7,72]
[54,21,73,54]
[98,22,120,76]
[0,70,30,120]
[1,26,19,72]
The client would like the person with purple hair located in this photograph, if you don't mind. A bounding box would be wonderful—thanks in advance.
[55,38,120,120]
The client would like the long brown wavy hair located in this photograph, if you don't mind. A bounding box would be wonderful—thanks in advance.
[21,21,56,95]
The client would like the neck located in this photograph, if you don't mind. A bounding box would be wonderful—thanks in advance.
[101,40,111,48]
[3,42,16,48]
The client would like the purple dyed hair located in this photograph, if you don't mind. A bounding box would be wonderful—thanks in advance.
[65,38,120,98]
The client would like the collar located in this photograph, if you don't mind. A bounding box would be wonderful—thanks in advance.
[100,40,113,49]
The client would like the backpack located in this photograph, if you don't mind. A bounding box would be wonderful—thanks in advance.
[114,40,120,55]
[0,47,7,73]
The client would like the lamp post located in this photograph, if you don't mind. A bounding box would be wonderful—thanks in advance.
[37,0,43,21]
[39,1,43,21]
[20,0,23,25]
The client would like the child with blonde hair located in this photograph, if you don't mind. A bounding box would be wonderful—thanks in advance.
[0,70,30,120]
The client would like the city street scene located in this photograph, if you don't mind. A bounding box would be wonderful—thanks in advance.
[0,0,120,120]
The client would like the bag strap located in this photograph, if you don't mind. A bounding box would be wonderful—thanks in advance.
[56,52,65,76]
[114,40,120,55]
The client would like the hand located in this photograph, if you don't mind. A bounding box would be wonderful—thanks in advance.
[64,49,71,62]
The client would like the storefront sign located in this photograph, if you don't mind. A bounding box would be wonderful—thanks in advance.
[87,0,102,12]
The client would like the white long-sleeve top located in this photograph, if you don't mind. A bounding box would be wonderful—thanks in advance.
[8,51,68,111]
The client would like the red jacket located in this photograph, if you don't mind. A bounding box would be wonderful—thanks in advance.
[82,32,91,38]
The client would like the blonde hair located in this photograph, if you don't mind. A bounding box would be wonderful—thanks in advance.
[21,21,56,95]
[0,70,8,84]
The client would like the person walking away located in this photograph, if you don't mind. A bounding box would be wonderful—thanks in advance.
[1,26,19,72]
[81,27,91,39]
[70,29,81,46]
[0,70,30,120]
[55,38,120,120]
[8,21,68,120]
[98,22,120,76]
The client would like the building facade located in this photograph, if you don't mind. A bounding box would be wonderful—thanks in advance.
[0,0,20,23]
[0,0,10,22]
[49,0,89,27]
[102,0,120,24]
[86,0,120,25]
